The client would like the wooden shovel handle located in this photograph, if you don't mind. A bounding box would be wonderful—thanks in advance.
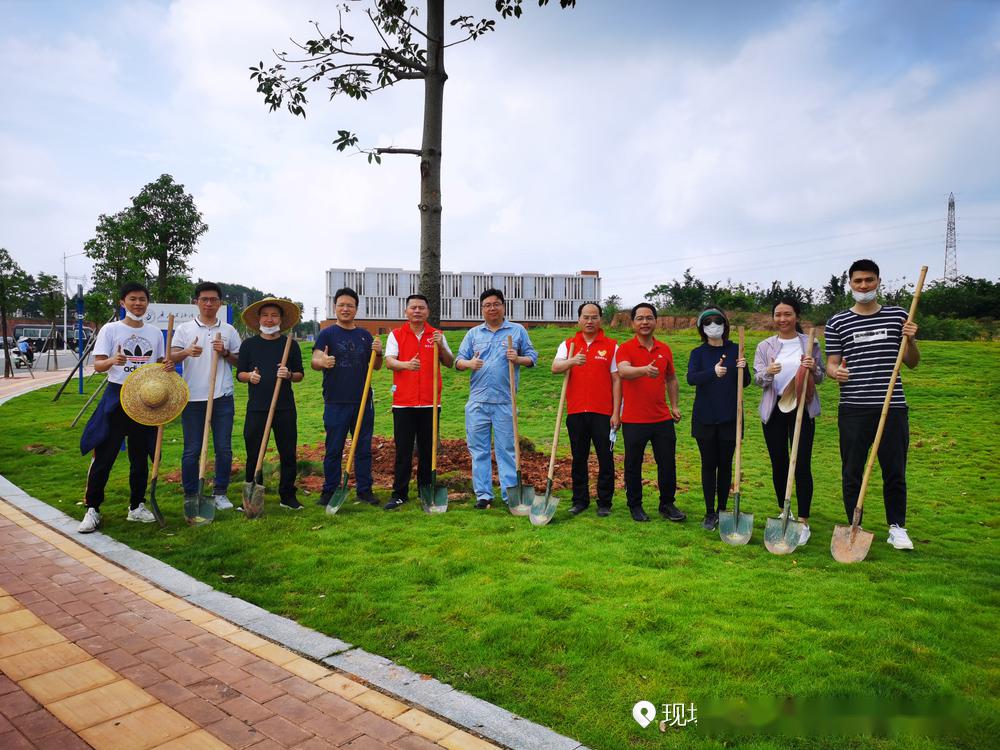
[507,335,521,469]
[198,332,223,480]
[151,313,175,481]
[344,346,378,475]
[431,341,440,471]
[253,333,294,477]
[783,327,816,505]
[733,327,745,494]
[853,265,928,521]
[547,343,574,481]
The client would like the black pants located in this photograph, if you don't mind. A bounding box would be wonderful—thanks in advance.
[762,405,815,518]
[244,409,298,502]
[392,407,436,500]
[693,422,736,515]
[566,412,615,508]
[839,407,908,526]
[622,420,676,510]
[85,406,151,511]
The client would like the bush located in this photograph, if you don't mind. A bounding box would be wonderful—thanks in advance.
[917,315,983,341]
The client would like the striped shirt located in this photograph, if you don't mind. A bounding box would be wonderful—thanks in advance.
[825,306,908,408]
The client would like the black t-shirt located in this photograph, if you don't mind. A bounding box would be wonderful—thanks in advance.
[237,335,304,412]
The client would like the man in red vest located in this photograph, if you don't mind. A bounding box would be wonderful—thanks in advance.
[383,294,455,510]
[551,302,621,517]
[615,302,685,523]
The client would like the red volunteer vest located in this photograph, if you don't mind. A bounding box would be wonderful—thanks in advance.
[391,324,443,407]
[564,330,617,416]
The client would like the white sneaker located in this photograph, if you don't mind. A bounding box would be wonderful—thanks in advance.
[78,507,101,534]
[126,503,157,523]
[799,524,811,545]
[214,495,234,510]
[887,524,914,550]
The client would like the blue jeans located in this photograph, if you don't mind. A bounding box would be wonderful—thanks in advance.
[465,401,516,502]
[181,395,235,496]
[322,402,374,493]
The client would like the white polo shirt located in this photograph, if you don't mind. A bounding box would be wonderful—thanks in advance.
[172,317,242,401]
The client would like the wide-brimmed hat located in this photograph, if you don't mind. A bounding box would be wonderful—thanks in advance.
[242,297,301,331]
[121,363,189,426]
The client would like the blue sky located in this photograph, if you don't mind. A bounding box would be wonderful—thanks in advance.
[1,0,998,318]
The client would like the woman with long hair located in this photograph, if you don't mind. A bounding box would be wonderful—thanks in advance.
[686,307,749,530]
[752,297,824,543]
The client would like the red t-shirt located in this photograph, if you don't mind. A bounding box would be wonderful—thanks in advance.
[563,330,617,416]
[615,336,675,423]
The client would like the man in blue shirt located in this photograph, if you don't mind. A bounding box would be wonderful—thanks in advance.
[455,288,538,509]
[311,287,384,506]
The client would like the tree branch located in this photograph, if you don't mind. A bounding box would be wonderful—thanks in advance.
[376,147,422,156]
[381,48,428,74]
[385,67,425,80]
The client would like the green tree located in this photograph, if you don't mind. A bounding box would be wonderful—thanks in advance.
[34,273,65,346]
[0,249,32,377]
[601,294,622,325]
[250,0,575,326]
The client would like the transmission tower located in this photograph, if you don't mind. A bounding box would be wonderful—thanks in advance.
[943,192,958,283]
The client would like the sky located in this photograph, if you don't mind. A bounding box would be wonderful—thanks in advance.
[1,0,998,320]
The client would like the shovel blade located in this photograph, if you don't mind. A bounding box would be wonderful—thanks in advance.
[242,482,265,518]
[198,496,216,523]
[529,491,558,527]
[428,485,448,514]
[831,523,874,563]
[764,515,804,555]
[148,481,165,528]
[505,484,535,516]
[183,495,210,526]
[326,485,350,516]
[719,510,754,546]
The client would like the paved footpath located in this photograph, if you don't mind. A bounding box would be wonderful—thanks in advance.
[0,376,587,750]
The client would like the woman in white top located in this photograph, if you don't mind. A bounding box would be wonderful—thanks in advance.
[752,298,824,544]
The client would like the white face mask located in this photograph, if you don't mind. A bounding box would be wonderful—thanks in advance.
[852,289,878,304]
[124,310,145,322]
[259,324,281,335]
[703,323,725,339]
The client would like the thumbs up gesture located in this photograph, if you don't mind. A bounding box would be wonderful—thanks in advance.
[320,346,336,369]
[468,351,484,371]
[249,367,261,385]
[403,354,421,371]
[766,357,782,375]
[833,357,850,383]
[112,345,126,366]
[714,354,728,378]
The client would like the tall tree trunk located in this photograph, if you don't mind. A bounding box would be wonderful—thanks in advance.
[0,292,12,378]
[419,0,446,326]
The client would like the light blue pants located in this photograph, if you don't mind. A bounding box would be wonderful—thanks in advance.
[465,401,516,502]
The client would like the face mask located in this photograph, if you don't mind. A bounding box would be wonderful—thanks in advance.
[259,324,281,335]
[703,323,725,339]
[852,289,878,304]
[124,310,144,322]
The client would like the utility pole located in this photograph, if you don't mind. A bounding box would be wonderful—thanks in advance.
[943,192,958,284]
[313,306,319,337]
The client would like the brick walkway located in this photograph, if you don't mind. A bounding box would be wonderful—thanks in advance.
[0,500,498,750]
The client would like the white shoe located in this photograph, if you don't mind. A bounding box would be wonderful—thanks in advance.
[887,524,914,550]
[126,503,157,523]
[214,495,234,510]
[78,507,101,534]
[799,524,811,545]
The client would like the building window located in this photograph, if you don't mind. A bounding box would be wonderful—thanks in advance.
[365,297,388,318]
[534,277,553,299]
[442,274,462,298]
[525,299,544,320]
[472,275,492,297]
[503,276,522,300]
[554,300,573,320]
[375,272,397,296]
[344,271,364,294]
[566,277,583,299]
[463,298,479,319]
[440,298,453,319]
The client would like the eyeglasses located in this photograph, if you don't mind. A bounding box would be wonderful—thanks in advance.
[197,297,221,304]
[703,316,724,326]
[482,302,504,309]
[633,316,656,322]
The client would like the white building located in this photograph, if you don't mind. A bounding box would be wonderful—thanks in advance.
[325,268,601,328]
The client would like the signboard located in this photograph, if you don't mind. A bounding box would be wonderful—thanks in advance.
[138,303,233,328]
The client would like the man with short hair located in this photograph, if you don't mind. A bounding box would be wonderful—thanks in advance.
[551,302,620,517]
[171,282,241,511]
[383,294,455,510]
[615,303,685,523]
[78,282,172,533]
[455,289,538,509]
[825,258,920,550]
[311,287,383,506]
[237,298,305,509]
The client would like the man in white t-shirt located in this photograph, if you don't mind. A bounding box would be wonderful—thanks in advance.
[79,282,172,533]
[170,282,241,511]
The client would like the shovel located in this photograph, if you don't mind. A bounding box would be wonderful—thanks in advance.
[419,342,449,513]
[832,265,927,563]
[242,334,294,518]
[531,343,575,526]
[187,333,221,525]
[764,328,816,554]
[719,327,753,545]
[147,314,175,528]
[504,334,536,515]
[327,347,378,515]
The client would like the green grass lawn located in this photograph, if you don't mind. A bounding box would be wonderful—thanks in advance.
[1,326,997,750]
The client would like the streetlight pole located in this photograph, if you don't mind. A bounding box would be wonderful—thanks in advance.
[63,251,87,349]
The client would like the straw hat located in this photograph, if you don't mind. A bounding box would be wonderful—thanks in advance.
[121,363,189,426]
[241,297,301,331]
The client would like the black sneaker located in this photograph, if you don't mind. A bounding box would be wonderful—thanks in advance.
[357,490,378,506]
[659,503,686,522]
[568,503,589,516]
[317,491,333,507]
[474,497,492,510]
[596,506,612,517]
[630,507,650,522]
[280,498,303,510]
[384,498,405,511]
[701,513,718,530]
